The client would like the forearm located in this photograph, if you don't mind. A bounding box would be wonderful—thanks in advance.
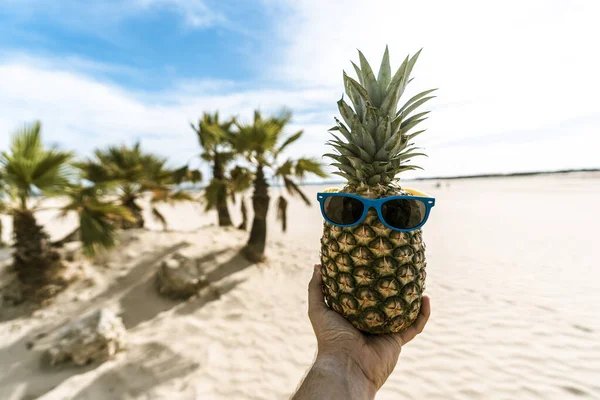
[292,354,377,400]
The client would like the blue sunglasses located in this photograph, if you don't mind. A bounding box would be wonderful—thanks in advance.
[317,190,435,231]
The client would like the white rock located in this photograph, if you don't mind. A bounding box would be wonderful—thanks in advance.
[45,308,127,366]
[155,253,207,299]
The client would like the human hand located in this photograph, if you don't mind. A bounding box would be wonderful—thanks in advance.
[308,264,431,392]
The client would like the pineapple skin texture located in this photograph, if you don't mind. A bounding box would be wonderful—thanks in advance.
[319,186,426,334]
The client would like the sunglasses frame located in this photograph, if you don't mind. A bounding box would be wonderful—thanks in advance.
[317,192,436,231]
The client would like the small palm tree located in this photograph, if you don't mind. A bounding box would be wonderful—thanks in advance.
[230,110,327,261]
[190,112,240,227]
[0,121,73,295]
[77,142,193,231]
[202,164,254,227]
[59,185,135,256]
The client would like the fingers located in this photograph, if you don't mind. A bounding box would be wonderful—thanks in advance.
[394,295,431,346]
[308,264,328,318]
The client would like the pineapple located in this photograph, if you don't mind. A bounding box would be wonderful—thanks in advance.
[320,47,436,334]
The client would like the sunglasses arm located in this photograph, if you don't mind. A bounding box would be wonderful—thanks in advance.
[403,187,433,198]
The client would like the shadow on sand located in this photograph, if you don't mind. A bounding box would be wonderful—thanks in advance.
[70,342,200,400]
[0,242,190,400]
[0,244,255,400]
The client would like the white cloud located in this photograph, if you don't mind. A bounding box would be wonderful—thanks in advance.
[0,60,334,170]
[257,0,600,176]
[1,0,599,179]
[1,0,225,32]
[135,0,224,28]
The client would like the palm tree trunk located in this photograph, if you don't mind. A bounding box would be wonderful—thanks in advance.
[213,153,233,227]
[277,196,288,232]
[244,165,269,262]
[0,217,4,247]
[237,197,248,230]
[122,196,144,229]
[12,209,66,301]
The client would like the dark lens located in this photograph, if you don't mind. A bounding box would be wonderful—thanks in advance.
[323,196,365,225]
[381,199,426,229]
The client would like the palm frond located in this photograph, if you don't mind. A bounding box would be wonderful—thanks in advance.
[151,189,195,204]
[79,202,133,256]
[151,206,168,231]
[62,185,134,256]
[203,179,227,212]
[274,160,293,177]
[232,109,293,157]
[276,130,303,156]
[10,120,42,158]
[173,165,202,184]
[192,112,236,154]
[294,158,328,179]
[282,176,311,206]
[276,195,288,232]
[228,166,253,193]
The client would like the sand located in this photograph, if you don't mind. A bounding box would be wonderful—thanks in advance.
[1,172,599,400]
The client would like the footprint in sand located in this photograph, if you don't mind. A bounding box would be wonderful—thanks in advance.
[561,386,589,397]
[535,304,557,313]
[572,324,594,333]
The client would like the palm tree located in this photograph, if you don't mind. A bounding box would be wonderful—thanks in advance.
[76,142,194,231]
[230,110,327,261]
[59,185,135,256]
[0,121,73,295]
[190,112,239,227]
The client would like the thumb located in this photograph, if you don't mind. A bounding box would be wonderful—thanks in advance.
[308,265,328,317]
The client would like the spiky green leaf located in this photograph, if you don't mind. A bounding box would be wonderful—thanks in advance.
[353,119,375,156]
[397,89,437,116]
[400,116,429,133]
[344,73,365,119]
[358,50,381,106]
[377,46,392,94]
[380,55,408,116]
[351,62,364,86]
[367,174,382,185]
[331,163,356,175]
[337,99,357,128]
[364,105,378,136]
[331,119,353,142]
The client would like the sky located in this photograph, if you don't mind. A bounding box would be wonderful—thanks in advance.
[0,0,598,179]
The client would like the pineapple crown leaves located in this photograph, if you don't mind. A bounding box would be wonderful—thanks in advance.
[326,46,436,186]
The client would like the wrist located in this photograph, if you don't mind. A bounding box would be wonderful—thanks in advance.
[314,352,377,399]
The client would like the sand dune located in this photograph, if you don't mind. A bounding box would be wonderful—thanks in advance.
[1,172,599,399]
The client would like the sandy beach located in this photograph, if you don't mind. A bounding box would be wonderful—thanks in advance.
[1,172,599,400]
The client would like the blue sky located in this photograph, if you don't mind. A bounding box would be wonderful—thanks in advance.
[1,0,599,178]
[0,0,276,90]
